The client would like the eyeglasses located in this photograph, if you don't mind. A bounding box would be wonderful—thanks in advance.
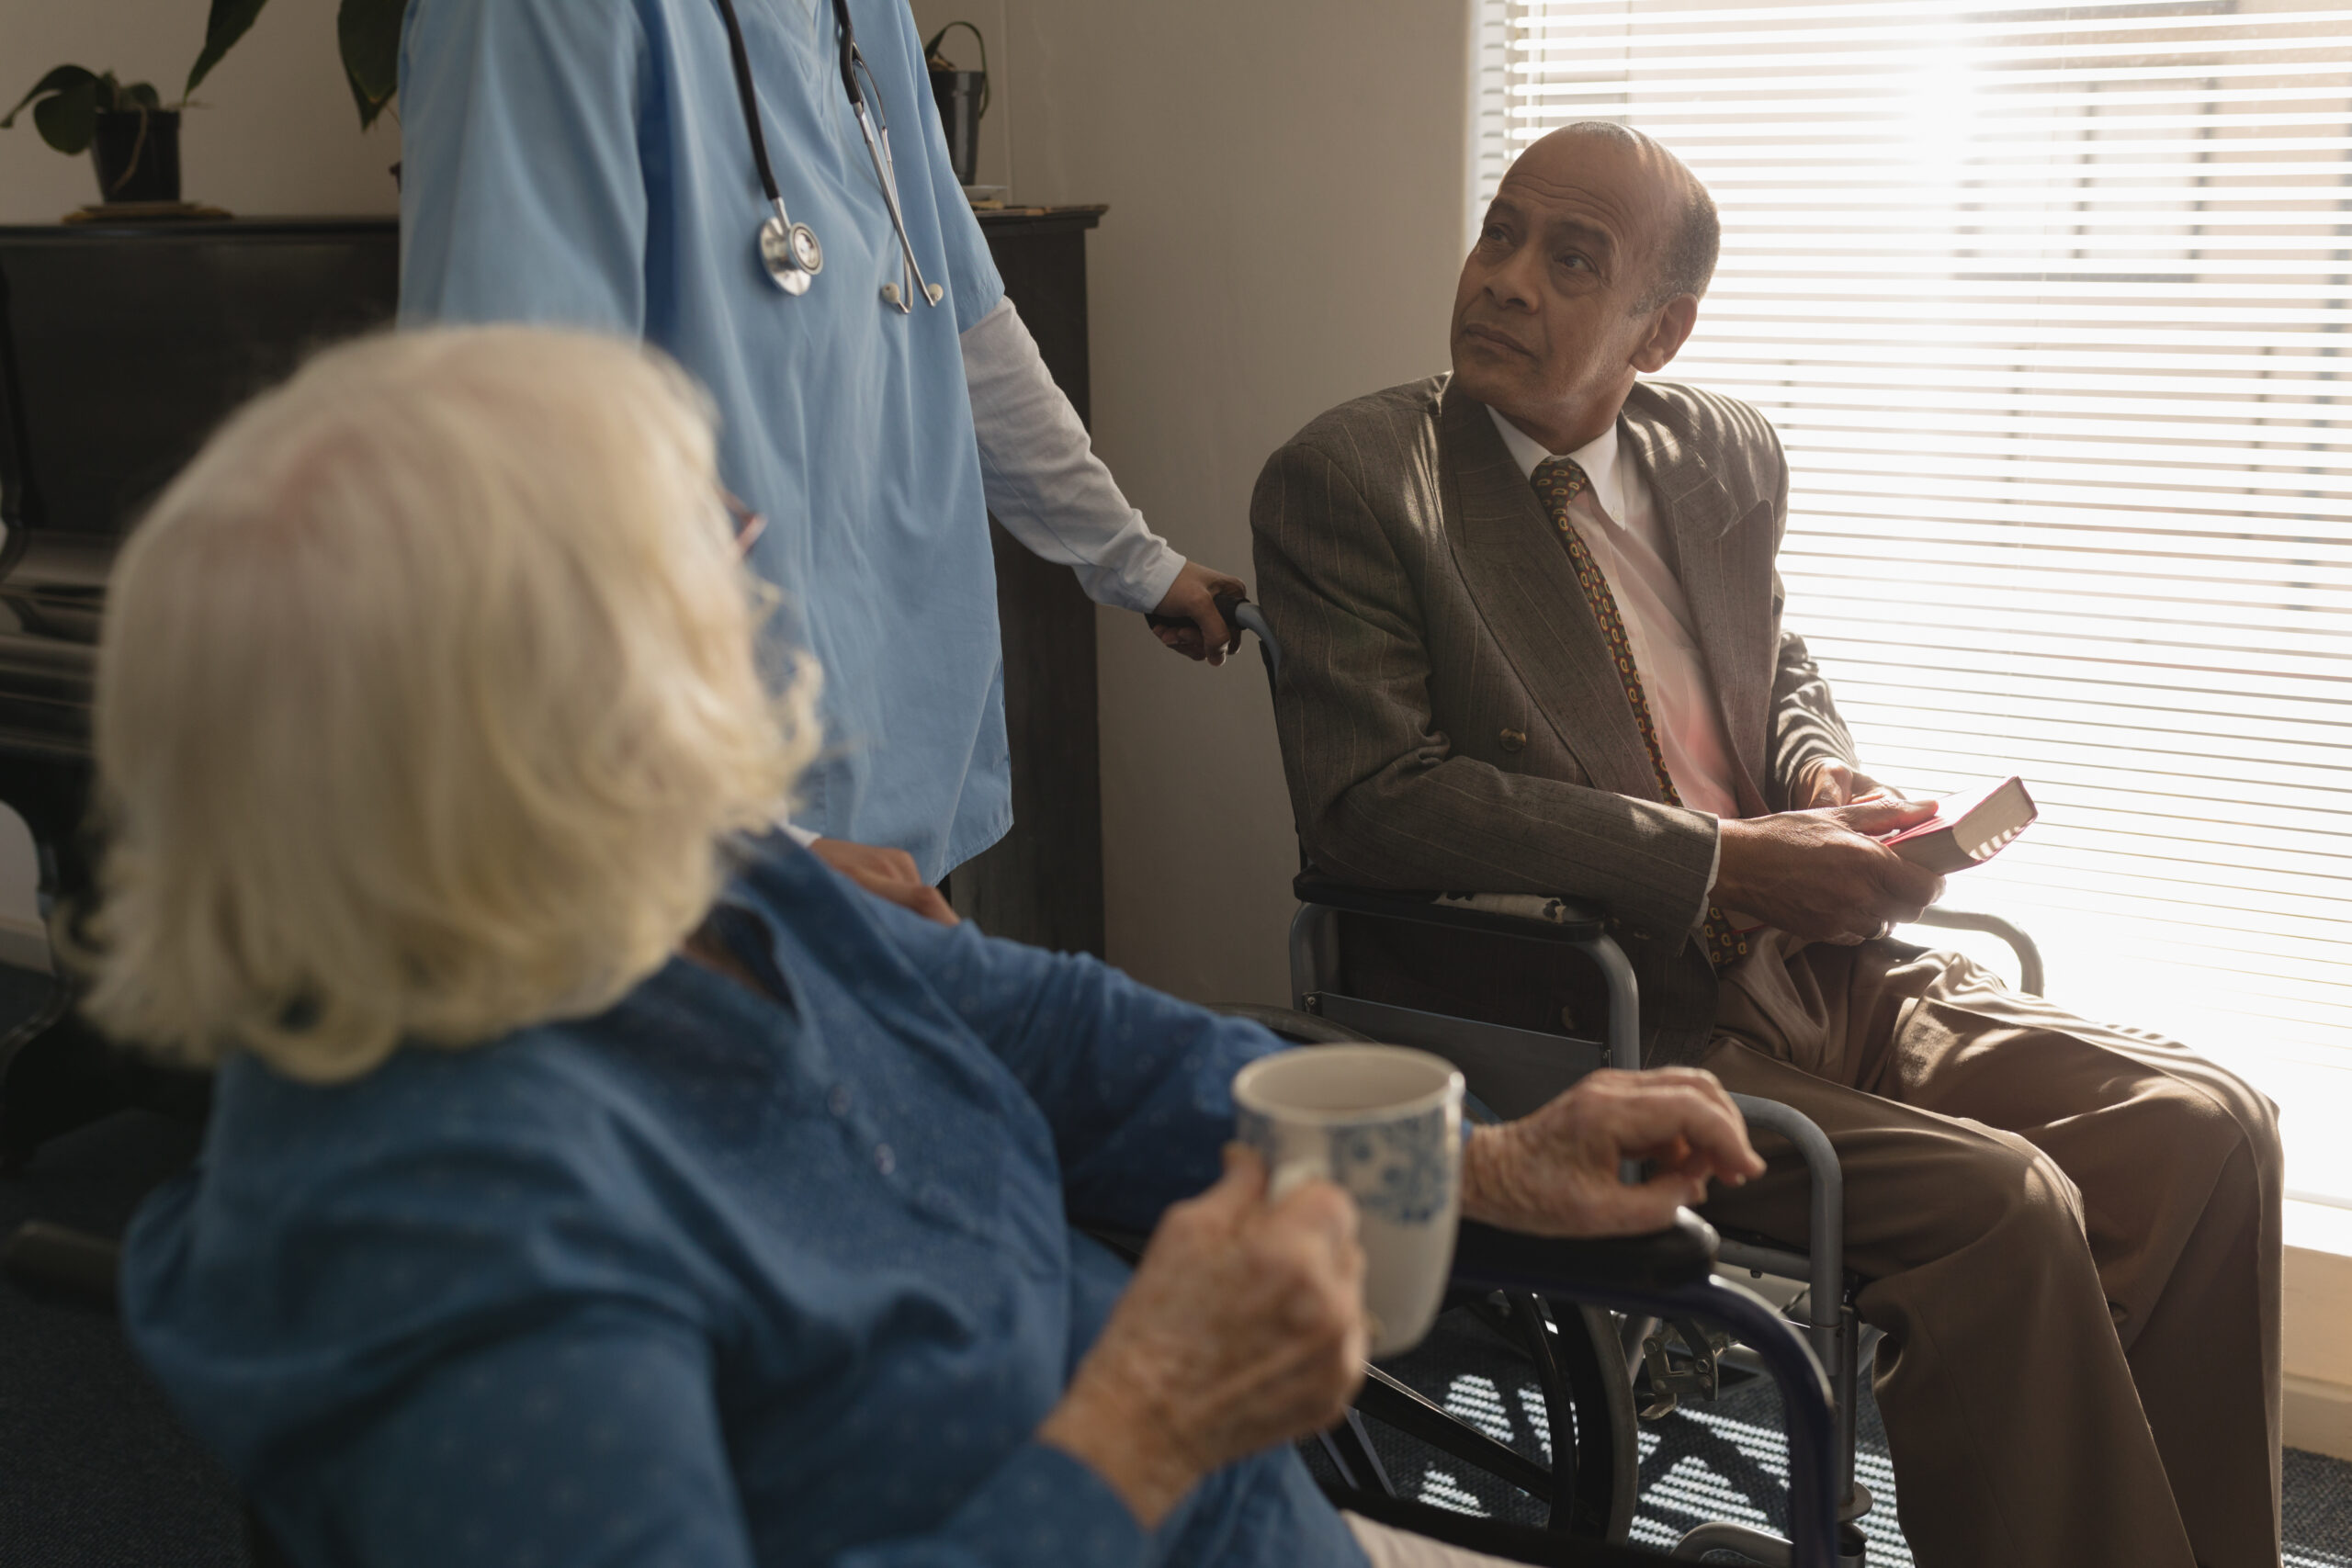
[720,488,767,558]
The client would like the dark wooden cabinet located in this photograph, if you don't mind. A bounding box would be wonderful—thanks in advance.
[954,207,1109,957]
[0,209,1112,1162]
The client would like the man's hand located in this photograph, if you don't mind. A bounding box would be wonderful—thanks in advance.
[1714,797,1945,945]
[1148,561,1249,664]
[807,838,958,927]
[1038,1146,1366,1527]
[1795,758,1897,809]
[1462,1069,1767,1237]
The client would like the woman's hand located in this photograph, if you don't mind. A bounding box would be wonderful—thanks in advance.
[1462,1068,1767,1237]
[807,838,957,926]
[1037,1146,1366,1527]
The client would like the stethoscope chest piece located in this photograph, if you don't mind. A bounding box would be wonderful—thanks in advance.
[759,211,823,294]
[716,0,944,315]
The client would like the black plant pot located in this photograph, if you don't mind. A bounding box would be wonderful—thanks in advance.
[927,70,985,186]
[89,109,181,205]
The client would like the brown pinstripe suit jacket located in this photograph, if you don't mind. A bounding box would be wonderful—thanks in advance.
[1250,373,1859,1066]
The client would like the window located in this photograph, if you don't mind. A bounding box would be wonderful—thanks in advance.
[1476,0,2352,1204]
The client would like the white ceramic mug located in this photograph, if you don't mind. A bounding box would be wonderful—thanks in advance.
[1232,1044,1465,1359]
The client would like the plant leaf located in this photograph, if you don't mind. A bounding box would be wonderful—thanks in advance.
[187,0,270,96]
[338,0,404,130]
[124,82,164,113]
[2,64,96,130]
[31,80,98,155]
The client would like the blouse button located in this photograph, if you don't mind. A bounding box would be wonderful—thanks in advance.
[874,1144,896,1176]
[828,1084,853,1117]
[1499,728,1527,753]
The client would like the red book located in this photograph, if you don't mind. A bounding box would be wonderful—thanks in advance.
[1879,776,2038,874]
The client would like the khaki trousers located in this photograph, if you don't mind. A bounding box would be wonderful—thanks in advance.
[1699,933,2283,1568]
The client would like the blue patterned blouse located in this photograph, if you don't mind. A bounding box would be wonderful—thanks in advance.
[120,842,1366,1568]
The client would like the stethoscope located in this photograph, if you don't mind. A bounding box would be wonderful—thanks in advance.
[713,0,944,312]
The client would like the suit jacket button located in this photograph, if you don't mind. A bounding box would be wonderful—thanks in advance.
[1499,728,1527,753]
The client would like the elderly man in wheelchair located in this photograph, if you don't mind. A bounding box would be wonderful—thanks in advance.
[89,326,1790,1568]
[1249,121,2286,1568]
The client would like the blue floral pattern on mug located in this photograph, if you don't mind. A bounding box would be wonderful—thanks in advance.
[1329,1108,1454,1224]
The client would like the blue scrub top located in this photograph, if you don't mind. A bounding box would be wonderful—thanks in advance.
[121,843,1368,1568]
[399,0,1012,882]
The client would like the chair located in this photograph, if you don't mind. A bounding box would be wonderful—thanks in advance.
[1221,595,2044,1567]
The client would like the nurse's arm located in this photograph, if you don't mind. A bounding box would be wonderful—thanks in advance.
[397,0,650,331]
[961,300,1249,662]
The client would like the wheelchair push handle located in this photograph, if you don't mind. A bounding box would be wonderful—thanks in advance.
[1146,593,1281,682]
[1144,591,1250,640]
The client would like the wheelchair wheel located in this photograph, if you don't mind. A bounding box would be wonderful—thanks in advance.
[1495,1292,1641,1540]
[1216,1006,1641,1541]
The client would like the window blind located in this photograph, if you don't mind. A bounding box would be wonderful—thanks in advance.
[1476,0,2352,1205]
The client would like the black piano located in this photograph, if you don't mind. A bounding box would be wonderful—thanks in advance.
[0,209,1115,1168]
[0,219,400,1165]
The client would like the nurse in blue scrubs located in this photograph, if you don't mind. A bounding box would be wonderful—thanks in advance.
[397,0,1244,890]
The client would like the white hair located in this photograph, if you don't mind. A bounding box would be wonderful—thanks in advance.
[82,326,819,1082]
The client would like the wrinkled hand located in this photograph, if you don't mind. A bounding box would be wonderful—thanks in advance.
[1148,561,1249,664]
[1463,1069,1766,1237]
[1714,797,1945,945]
[1795,759,1897,809]
[1038,1146,1366,1527]
[807,838,957,927]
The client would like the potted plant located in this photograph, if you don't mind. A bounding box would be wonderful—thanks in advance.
[1,0,277,207]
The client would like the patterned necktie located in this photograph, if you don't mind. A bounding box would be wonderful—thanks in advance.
[1532,456,1750,973]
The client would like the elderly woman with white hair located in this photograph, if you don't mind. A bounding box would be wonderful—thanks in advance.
[98,327,1761,1568]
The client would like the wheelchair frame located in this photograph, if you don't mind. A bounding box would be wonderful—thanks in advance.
[1236,600,2044,1566]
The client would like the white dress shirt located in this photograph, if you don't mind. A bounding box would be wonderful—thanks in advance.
[1488,405,1746,822]
[960,298,1186,614]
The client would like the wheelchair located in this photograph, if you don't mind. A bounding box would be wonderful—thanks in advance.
[1222,598,2043,1568]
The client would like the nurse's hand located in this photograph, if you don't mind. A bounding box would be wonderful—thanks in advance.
[808,839,958,926]
[1150,562,1249,665]
[1037,1145,1366,1527]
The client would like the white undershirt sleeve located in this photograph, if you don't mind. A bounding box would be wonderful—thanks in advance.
[960,297,1186,613]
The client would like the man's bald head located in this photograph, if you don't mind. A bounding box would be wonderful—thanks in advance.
[1511,122,1719,310]
[1451,124,1716,450]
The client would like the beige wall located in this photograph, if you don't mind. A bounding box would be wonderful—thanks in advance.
[5,0,1467,1009]
[0,0,398,223]
[931,0,1474,1003]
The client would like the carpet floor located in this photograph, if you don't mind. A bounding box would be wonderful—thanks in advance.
[1353,1303,2352,1565]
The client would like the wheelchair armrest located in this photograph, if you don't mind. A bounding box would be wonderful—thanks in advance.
[1450,1209,1718,1296]
[1080,1210,1718,1300]
[1292,871,1609,943]
[3,1221,122,1312]
[1907,905,2046,995]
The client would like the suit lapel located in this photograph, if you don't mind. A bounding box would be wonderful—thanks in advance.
[1618,389,1772,811]
[1438,382,1661,798]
